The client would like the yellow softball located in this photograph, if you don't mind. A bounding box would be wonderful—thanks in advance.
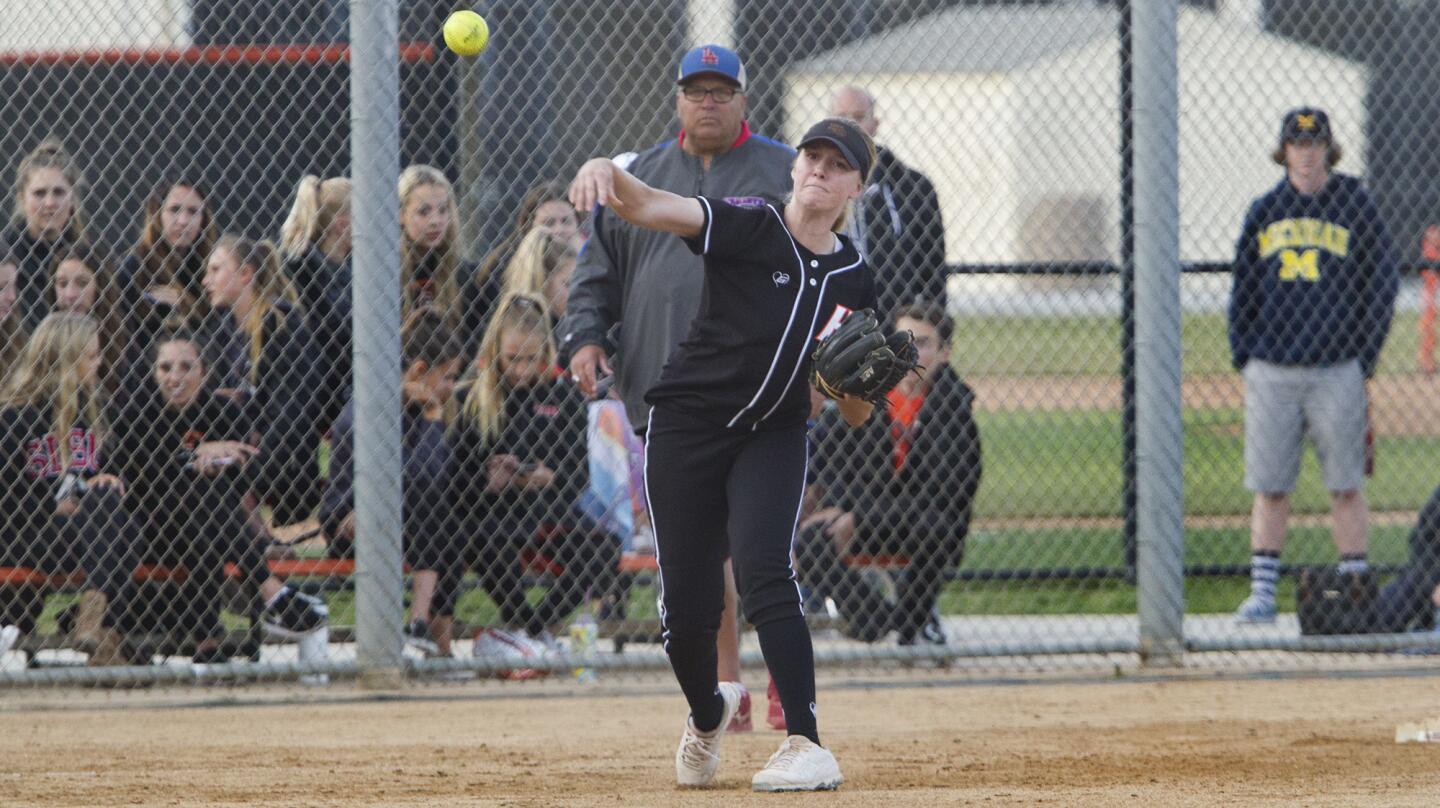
[443,10,490,57]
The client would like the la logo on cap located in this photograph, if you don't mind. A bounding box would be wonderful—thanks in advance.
[1297,114,1316,131]
[701,47,719,65]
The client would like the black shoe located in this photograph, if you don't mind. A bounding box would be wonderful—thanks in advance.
[897,608,947,647]
[191,641,232,665]
[261,588,329,640]
[404,619,439,655]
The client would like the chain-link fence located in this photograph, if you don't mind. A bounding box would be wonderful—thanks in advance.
[1,0,1438,691]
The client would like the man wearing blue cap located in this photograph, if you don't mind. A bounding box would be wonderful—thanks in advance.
[562,44,796,732]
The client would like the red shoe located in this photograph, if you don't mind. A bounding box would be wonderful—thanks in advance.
[766,677,787,732]
[726,682,753,732]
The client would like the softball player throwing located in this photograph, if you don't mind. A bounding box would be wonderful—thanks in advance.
[569,117,881,791]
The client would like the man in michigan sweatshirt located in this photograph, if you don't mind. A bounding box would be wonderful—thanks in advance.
[1228,107,1399,624]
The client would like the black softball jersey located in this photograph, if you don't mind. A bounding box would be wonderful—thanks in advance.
[644,197,877,430]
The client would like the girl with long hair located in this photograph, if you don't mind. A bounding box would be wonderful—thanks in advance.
[107,329,282,660]
[279,174,353,431]
[500,227,579,324]
[3,139,86,328]
[116,177,218,389]
[463,179,580,350]
[452,293,618,670]
[399,165,474,332]
[566,116,882,789]
[0,313,140,666]
[46,242,128,396]
[199,235,320,526]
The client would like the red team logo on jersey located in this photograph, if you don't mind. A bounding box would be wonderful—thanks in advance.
[815,305,853,341]
[25,428,99,479]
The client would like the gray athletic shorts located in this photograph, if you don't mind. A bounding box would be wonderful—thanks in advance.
[1242,358,1367,493]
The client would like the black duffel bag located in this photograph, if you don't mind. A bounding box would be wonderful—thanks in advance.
[1296,566,1378,635]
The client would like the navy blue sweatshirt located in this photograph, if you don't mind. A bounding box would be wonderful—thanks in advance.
[1228,173,1398,377]
[319,398,453,546]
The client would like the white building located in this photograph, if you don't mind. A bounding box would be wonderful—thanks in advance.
[785,4,1369,264]
[0,0,191,53]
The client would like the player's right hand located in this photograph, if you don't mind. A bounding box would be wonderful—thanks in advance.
[569,157,621,212]
[569,344,612,399]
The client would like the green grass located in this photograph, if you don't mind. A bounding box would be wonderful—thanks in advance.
[953,310,1424,378]
[974,408,1440,519]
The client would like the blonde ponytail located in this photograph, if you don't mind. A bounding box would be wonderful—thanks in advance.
[214,235,301,385]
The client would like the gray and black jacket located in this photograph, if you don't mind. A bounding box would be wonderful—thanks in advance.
[561,122,795,429]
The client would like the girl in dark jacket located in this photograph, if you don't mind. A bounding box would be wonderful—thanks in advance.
[0,312,139,666]
[108,329,321,659]
[399,165,476,335]
[114,177,218,398]
[46,242,129,397]
[2,139,86,329]
[452,293,617,664]
[279,175,352,433]
[320,312,463,656]
[199,235,320,526]
[463,179,580,351]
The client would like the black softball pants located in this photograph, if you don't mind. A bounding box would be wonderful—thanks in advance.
[643,406,820,744]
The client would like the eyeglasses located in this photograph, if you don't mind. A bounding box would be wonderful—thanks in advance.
[681,85,739,103]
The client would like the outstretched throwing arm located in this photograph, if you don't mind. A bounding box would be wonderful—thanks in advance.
[569,157,704,239]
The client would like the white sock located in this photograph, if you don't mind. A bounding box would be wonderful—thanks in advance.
[1249,554,1280,601]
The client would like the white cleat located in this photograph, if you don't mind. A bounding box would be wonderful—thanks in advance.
[675,681,744,787]
[751,735,844,792]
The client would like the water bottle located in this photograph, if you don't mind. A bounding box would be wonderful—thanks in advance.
[569,612,598,684]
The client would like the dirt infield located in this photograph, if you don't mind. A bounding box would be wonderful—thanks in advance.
[3,673,1439,806]
[970,373,1440,436]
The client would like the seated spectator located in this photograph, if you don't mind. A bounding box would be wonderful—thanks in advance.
[0,313,141,666]
[46,243,127,395]
[199,235,320,526]
[115,176,218,397]
[500,227,578,329]
[2,139,86,329]
[463,179,580,351]
[798,301,981,645]
[0,250,27,382]
[108,329,326,661]
[1372,483,1440,634]
[452,293,619,663]
[321,311,463,656]
[279,174,353,432]
[399,165,475,333]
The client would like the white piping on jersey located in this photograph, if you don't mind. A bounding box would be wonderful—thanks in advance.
[785,436,811,614]
[641,407,672,653]
[756,252,862,425]
[724,204,811,429]
[697,196,715,256]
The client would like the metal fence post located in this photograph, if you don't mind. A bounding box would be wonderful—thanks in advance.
[1132,0,1185,666]
[350,0,405,688]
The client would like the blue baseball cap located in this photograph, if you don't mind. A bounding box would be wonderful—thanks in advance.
[676,44,747,91]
